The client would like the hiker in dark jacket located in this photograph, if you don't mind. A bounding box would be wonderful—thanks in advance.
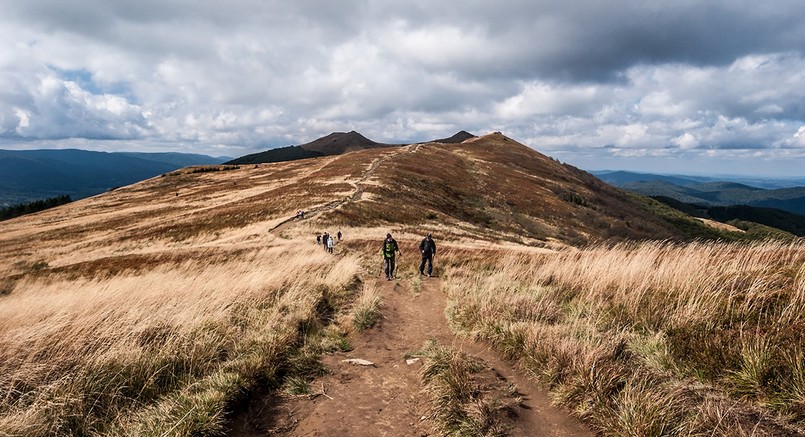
[419,233,436,277]
[381,233,401,280]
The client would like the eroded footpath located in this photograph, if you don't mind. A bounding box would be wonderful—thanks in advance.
[229,273,592,436]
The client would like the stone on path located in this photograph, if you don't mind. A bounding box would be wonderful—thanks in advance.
[342,358,375,366]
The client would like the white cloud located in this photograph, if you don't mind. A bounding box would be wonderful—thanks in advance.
[0,1,803,175]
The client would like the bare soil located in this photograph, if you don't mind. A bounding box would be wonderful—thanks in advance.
[228,274,593,436]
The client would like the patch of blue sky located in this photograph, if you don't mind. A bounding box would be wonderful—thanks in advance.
[47,65,137,103]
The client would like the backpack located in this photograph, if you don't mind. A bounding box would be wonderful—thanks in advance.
[384,240,396,257]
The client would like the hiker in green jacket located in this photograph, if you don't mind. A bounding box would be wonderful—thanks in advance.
[381,233,401,280]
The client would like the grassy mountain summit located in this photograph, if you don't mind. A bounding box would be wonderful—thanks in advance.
[296,130,393,154]
[225,130,398,165]
[322,132,723,243]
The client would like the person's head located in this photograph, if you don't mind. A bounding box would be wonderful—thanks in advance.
[386,233,392,240]
[427,233,432,240]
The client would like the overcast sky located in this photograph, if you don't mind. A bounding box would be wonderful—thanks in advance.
[2,1,804,176]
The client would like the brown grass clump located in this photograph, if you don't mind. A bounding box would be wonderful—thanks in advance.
[0,245,362,436]
[420,340,519,436]
[443,240,805,435]
[350,281,382,332]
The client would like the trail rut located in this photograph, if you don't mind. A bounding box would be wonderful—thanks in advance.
[228,275,592,436]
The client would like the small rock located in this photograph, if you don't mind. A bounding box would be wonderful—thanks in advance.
[406,358,421,365]
[342,358,375,366]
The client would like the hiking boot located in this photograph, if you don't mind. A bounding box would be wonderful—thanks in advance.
[427,273,432,277]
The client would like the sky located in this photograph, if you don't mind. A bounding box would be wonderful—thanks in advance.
[1,1,804,177]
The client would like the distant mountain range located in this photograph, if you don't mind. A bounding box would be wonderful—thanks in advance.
[593,170,805,190]
[594,170,805,216]
[0,149,229,206]
[225,130,476,165]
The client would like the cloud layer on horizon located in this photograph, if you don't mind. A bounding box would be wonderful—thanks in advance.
[2,0,804,175]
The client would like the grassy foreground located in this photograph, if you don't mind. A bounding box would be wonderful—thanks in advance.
[0,244,363,436]
[443,240,805,435]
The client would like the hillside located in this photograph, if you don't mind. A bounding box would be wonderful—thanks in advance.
[1,132,802,436]
[297,130,392,154]
[225,130,479,166]
[226,131,398,165]
[596,171,805,216]
[318,133,729,244]
[594,169,805,190]
[0,149,227,205]
[651,196,805,238]
[0,133,729,252]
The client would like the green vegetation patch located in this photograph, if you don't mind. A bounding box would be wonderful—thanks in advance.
[0,195,72,221]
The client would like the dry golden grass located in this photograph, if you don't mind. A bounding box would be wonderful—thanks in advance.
[443,240,805,435]
[0,244,361,436]
[420,340,519,436]
[1,133,795,435]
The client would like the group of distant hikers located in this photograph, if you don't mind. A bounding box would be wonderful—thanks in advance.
[316,230,341,254]
[381,233,436,281]
[313,230,437,280]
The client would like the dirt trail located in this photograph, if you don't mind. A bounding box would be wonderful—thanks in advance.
[239,144,592,435]
[229,275,593,436]
[270,144,420,234]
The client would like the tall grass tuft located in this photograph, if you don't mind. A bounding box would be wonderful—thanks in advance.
[420,341,512,436]
[351,282,382,332]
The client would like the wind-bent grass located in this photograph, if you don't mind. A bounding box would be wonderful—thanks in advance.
[351,281,382,332]
[0,244,361,436]
[443,240,805,435]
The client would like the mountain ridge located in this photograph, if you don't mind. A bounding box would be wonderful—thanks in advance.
[595,170,805,216]
[0,149,227,205]
[225,130,477,165]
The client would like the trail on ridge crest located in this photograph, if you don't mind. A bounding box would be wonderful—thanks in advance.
[270,143,417,234]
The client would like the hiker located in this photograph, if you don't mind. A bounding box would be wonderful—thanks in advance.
[337,229,342,241]
[327,233,334,253]
[419,233,437,277]
[301,210,305,219]
[381,233,401,280]
[322,233,329,250]
[316,233,321,245]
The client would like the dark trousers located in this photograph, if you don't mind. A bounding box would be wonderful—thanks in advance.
[384,257,396,278]
[419,255,433,275]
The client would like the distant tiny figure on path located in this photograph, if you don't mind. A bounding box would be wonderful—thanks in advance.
[419,233,436,277]
[322,232,329,250]
[381,233,401,281]
[327,233,334,253]
[337,229,342,241]
[316,233,321,245]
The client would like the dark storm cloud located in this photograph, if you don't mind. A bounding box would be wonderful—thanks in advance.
[375,0,805,82]
[1,0,804,175]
